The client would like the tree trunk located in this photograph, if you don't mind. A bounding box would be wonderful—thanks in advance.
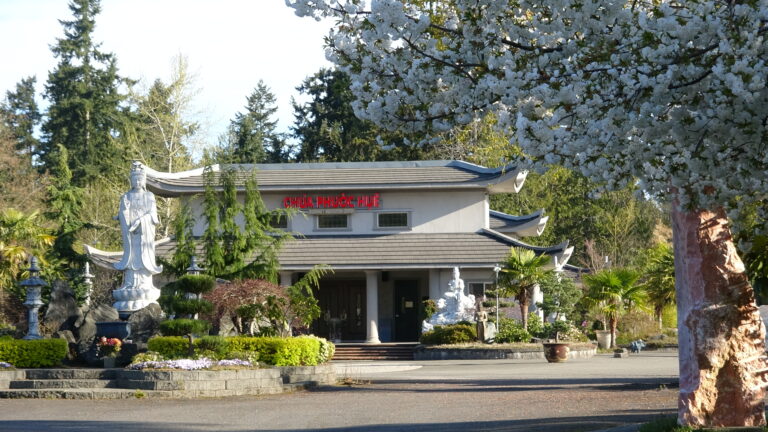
[672,206,767,427]
[520,299,529,331]
[609,316,617,349]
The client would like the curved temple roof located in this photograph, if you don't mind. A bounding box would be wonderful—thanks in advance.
[85,230,573,273]
[142,160,528,197]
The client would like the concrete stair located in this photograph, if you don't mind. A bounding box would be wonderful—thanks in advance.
[0,369,172,399]
[332,343,416,361]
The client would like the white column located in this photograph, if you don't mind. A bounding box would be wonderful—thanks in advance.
[429,269,441,299]
[530,283,544,321]
[279,271,293,287]
[365,270,381,344]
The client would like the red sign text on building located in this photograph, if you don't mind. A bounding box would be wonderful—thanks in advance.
[282,193,380,209]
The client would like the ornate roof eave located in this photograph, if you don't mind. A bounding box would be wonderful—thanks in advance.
[140,161,528,197]
[84,238,173,270]
[481,228,573,271]
[489,209,548,237]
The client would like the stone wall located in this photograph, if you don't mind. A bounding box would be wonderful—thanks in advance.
[414,344,596,361]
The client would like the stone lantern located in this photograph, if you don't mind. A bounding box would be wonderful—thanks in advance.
[20,256,47,340]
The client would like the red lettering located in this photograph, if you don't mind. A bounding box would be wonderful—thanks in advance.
[283,197,291,208]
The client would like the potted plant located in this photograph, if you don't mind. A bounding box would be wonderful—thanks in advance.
[97,336,122,368]
[542,330,570,363]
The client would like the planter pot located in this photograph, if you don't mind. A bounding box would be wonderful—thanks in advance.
[96,321,131,339]
[595,330,612,349]
[102,357,116,368]
[543,342,570,363]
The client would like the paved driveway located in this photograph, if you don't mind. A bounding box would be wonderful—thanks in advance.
[0,352,680,432]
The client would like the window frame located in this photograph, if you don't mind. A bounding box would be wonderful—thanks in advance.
[374,211,412,231]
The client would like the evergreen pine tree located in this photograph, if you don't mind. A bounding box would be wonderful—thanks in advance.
[223,81,287,164]
[0,76,41,158]
[45,144,86,266]
[41,0,128,185]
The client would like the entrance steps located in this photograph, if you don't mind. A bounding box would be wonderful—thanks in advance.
[0,369,172,399]
[332,343,417,361]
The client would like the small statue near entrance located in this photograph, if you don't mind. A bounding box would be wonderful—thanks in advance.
[474,302,496,342]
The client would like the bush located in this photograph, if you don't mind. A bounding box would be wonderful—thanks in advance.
[0,337,68,367]
[196,336,229,359]
[159,319,211,336]
[420,323,477,345]
[495,319,531,343]
[147,335,329,366]
[147,336,189,359]
[177,275,216,295]
[539,321,588,342]
[228,336,322,366]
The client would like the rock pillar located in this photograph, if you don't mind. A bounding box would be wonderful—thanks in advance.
[365,270,381,344]
[672,206,768,427]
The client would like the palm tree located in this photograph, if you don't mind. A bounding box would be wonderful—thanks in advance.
[498,247,553,330]
[0,209,55,291]
[583,268,646,348]
[641,243,675,329]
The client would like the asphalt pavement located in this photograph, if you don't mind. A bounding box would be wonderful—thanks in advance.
[0,352,680,432]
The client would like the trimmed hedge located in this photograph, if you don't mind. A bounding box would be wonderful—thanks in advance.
[420,323,477,345]
[147,336,189,358]
[146,335,332,366]
[0,337,68,367]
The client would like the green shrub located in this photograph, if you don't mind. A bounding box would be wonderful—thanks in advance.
[526,313,544,337]
[159,319,210,336]
[305,335,335,363]
[0,337,68,367]
[196,336,229,359]
[130,351,165,364]
[495,319,531,343]
[147,336,189,359]
[146,335,327,366]
[420,323,477,345]
[540,321,588,342]
[228,336,322,366]
[177,274,216,295]
[172,299,214,316]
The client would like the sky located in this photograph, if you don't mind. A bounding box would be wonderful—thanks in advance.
[0,0,332,147]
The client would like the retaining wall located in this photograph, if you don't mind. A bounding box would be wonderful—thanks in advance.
[414,344,597,361]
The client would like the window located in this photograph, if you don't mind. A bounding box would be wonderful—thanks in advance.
[377,212,409,229]
[269,214,288,229]
[469,282,494,299]
[317,214,349,229]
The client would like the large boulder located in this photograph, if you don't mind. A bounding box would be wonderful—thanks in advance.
[126,303,164,343]
[44,280,82,333]
[74,304,119,364]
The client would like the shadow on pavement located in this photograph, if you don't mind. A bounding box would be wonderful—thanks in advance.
[316,376,680,394]
[0,412,677,432]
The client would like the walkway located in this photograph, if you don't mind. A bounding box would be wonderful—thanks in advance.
[0,352,680,432]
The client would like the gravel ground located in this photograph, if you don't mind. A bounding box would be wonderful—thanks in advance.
[0,352,680,432]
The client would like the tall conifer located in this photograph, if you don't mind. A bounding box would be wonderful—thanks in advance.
[41,0,127,185]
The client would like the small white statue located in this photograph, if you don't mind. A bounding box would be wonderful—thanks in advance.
[112,162,162,317]
[422,267,476,332]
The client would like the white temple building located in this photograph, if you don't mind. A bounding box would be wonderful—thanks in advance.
[87,160,575,343]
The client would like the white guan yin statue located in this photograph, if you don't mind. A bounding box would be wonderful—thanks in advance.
[422,267,476,332]
[112,162,163,318]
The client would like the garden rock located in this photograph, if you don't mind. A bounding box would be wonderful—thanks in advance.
[44,280,82,332]
[126,303,163,343]
[75,304,119,363]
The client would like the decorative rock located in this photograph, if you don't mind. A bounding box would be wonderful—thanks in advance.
[126,303,164,343]
[53,330,76,345]
[672,206,768,427]
[613,348,629,358]
[44,280,82,332]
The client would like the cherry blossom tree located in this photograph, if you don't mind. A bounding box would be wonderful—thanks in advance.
[287,0,768,427]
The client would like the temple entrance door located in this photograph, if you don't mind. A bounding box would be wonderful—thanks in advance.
[394,280,420,341]
[314,280,366,341]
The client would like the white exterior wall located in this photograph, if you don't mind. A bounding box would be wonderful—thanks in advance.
[186,189,488,237]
